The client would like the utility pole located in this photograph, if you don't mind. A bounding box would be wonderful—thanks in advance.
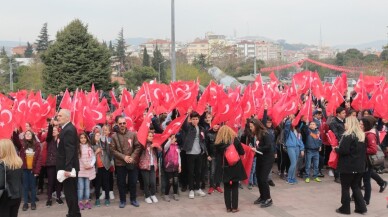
[171,0,176,81]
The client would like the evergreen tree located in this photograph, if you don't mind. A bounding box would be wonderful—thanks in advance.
[36,23,50,53]
[102,40,108,49]
[41,19,111,94]
[108,40,114,55]
[115,28,127,65]
[124,66,157,90]
[151,46,167,83]
[0,46,6,56]
[142,47,150,67]
[24,42,34,58]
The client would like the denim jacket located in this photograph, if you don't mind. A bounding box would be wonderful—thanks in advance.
[284,120,304,151]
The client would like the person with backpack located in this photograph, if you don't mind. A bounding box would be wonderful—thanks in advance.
[214,125,246,213]
[163,134,181,202]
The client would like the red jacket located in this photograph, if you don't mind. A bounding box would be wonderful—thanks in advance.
[12,132,42,175]
[365,130,378,155]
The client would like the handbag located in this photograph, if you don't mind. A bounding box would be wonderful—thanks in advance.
[224,143,240,166]
[0,162,7,198]
[116,135,135,170]
[368,145,385,167]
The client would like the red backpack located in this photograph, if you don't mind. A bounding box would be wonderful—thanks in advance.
[164,143,179,172]
[224,143,240,166]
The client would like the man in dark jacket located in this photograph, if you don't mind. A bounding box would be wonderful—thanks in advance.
[56,109,80,217]
[329,107,346,183]
[182,111,207,199]
[205,124,222,194]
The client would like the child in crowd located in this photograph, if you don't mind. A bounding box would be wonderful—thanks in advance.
[78,133,96,210]
[139,132,162,204]
[163,134,181,202]
[92,131,112,207]
[302,121,322,183]
[99,125,115,200]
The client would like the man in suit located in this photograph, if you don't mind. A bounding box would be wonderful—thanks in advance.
[56,109,81,217]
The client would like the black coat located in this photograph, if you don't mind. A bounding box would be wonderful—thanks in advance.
[329,117,345,141]
[0,163,23,199]
[335,134,366,174]
[56,122,80,172]
[250,133,275,162]
[46,124,58,167]
[182,118,207,154]
[205,129,217,157]
[215,138,247,183]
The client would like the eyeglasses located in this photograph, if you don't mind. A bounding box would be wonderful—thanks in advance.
[118,122,126,125]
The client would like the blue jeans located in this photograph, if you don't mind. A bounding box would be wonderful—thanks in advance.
[23,169,36,204]
[287,147,300,183]
[305,150,319,178]
[77,177,90,201]
[249,157,257,185]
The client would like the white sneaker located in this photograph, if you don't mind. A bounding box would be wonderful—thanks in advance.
[195,189,206,197]
[150,195,158,203]
[109,191,115,200]
[99,192,105,200]
[328,169,334,177]
[189,190,195,199]
[145,197,152,204]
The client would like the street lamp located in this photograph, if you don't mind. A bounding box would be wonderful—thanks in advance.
[158,60,167,82]
[8,54,14,91]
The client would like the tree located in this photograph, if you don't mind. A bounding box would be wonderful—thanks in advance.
[363,54,379,63]
[335,48,363,66]
[166,63,212,86]
[380,49,388,61]
[192,54,208,70]
[36,23,50,53]
[24,42,34,58]
[115,28,127,66]
[0,47,6,56]
[151,46,167,83]
[108,40,114,56]
[15,59,44,90]
[41,19,111,94]
[142,47,150,67]
[124,66,158,90]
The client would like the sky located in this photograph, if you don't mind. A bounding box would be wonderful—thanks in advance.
[1,0,387,46]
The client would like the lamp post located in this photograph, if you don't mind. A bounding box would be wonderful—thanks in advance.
[158,60,167,82]
[171,0,176,81]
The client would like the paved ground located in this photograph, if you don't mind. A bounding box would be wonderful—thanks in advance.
[18,170,388,217]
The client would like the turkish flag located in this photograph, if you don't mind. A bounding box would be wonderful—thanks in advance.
[110,90,119,109]
[226,106,243,133]
[241,143,255,184]
[196,85,210,115]
[59,89,72,110]
[272,94,299,126]
[292,95,313,126]
[153,115,187,147]
[351,89,371,111]
[240,85,255,126]
[0,108,14,139]
[325,83,345,116]
[137,110,154,147]
[212,91,235,126]
[120,88,133,108]
[0,93,14,110]
[170,83,198,114]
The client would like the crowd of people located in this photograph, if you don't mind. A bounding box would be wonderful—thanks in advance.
[1,87,388,217]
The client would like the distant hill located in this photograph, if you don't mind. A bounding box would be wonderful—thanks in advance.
[334,40,387,51]
[124,37,150,46]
